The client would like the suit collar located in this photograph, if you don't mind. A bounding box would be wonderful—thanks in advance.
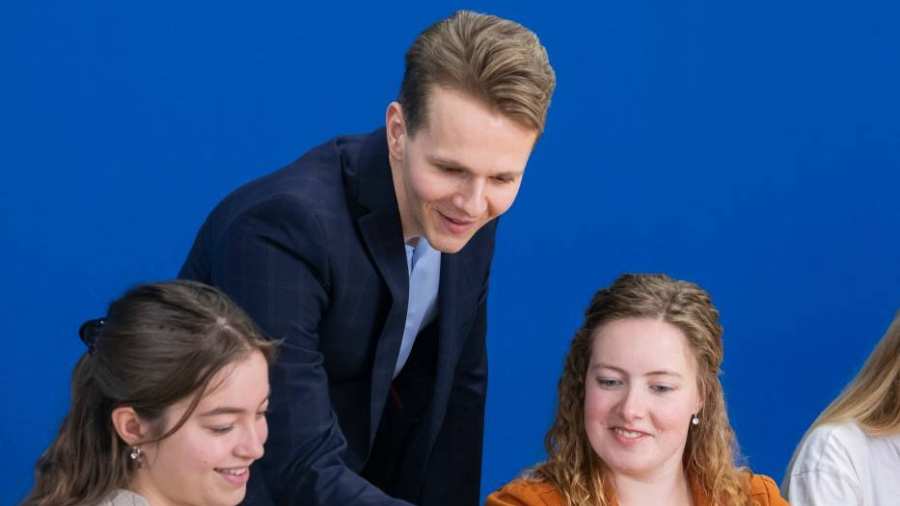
[345,127,397,215]
[343,127,407,297]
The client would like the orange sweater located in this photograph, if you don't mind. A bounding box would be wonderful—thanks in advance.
[486,474,788,506]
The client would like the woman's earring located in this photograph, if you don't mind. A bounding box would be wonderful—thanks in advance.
[691,414,700,426]
[129,446,144,465]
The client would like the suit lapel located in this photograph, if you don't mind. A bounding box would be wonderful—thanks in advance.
[396,246,482,493]
[346,129,411,447]
[358,211,409,447]
[420,250,471,458]
[433,251,464,414]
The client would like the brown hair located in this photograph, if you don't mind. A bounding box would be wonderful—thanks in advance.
[23,280,276,506]
[398,10,556,135]
[812,310,900,435]
[533,274,754,506]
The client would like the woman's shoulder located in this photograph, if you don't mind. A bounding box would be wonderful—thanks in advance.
[789,421,868,474]
[486,477,565,506]
[93,489,150,506]
[747,473,789,506]
[804,420,867,447]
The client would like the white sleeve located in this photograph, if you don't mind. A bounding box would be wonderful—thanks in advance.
[783,425,864,506]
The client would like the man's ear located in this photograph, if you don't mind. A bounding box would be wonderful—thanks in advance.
[385,101,407,163]
[111,406,151,446]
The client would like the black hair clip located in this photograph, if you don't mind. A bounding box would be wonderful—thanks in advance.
[78,318,106,354]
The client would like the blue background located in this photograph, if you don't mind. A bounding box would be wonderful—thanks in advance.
[3,1,899,503]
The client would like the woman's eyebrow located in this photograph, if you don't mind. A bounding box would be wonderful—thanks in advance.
[645,370,682,378]
[588,363,682,378]
[198,406,247,417]
[589,363,624,373]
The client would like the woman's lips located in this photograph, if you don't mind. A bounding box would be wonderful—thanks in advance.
[610,426,652,446]
[216,466,250,486]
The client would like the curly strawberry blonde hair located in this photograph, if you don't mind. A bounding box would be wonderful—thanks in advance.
[532,273,756,505]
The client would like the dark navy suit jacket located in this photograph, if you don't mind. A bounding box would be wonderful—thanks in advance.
[180,129,495,505]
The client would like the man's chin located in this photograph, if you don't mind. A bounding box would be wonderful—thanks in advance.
[428,238,467,254]
[424,230,473,254]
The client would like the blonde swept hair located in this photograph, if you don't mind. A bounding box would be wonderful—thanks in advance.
[532,274,756,506]
[398,10,556,135]
[811,311,900,435]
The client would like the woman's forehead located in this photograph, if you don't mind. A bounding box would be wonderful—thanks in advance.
[589,318,698,375]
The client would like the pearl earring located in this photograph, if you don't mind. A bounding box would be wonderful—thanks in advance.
[691,414,700,426]
[129,446,143,464]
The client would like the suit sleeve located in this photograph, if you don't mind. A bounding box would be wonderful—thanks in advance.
[183,196,411,506]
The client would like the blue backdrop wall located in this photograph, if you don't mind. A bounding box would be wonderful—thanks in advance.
[3,1,899,503]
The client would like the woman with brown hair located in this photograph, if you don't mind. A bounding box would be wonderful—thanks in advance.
[782,311,900,504]
[23,280,277,506]
[487,273,786,506]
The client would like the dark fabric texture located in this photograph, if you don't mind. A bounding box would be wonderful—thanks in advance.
[179,129,495,506]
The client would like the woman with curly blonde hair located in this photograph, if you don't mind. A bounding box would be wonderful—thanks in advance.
[487,273,786,506]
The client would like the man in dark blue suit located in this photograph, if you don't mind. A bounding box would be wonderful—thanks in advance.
[180,11,555,506]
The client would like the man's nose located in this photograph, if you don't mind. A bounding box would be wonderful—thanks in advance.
[453,178,487,217]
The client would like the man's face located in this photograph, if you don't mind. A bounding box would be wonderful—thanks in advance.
[387,86,537,253]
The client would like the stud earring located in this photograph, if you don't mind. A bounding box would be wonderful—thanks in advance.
[691,414,700,426]
[129,446,143,464]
